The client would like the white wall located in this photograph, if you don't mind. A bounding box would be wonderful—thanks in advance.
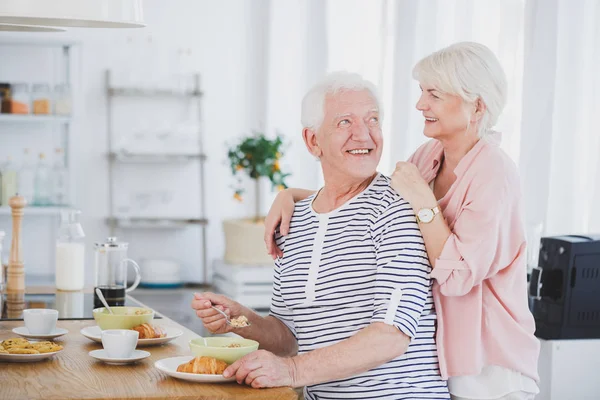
[0,0,320,284]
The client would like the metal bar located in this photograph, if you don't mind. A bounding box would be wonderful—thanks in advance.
[196,73,209,285]
[105,69,115,235]
[62,46,70,171]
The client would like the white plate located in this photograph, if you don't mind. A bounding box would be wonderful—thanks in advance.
[12,326,69,340]
[80,325,183,346]
[0,346,64,363]
[154,356,236,383]
[89,349,150,365]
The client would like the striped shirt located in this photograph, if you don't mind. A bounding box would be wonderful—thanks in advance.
[270,173,449,399]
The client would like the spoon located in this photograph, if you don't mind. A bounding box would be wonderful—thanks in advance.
[95,288,114,314]
[210,306,251,328]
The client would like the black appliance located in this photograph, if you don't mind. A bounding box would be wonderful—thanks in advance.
[530,234,600,339]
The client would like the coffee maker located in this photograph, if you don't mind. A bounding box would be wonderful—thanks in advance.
[93,237,141,308]
[529,234,600,339]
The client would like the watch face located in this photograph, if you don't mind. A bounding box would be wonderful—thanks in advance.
[418,208,434,223]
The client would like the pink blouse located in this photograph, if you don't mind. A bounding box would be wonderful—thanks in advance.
[408,135,540,382]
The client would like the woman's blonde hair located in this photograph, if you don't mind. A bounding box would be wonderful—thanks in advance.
[412,42,507,137]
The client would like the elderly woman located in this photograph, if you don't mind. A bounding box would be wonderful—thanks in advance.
[192,72,449,399]
[264,43,540,400]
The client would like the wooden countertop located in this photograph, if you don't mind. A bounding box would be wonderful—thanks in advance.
[0,291,298,400]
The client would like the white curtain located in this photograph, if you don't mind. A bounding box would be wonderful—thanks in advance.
[256,0,600,236]
[325,0,525,173]
[325,0,600,236]
[520,0,600,236]
[384,0,526,173]
[248,0,328,215]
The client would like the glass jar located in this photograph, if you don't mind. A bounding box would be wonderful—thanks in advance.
[33,153,53,206]
[54,83,72,116]
[53,148,69,206]
[10,83,30,114]
[32,83,51,115]
[0,83,10,114]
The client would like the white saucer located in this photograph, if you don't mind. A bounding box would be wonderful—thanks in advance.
[155,356,236,383]
[80,325,183,346]
[89,349,151,365]
[12,326,69,340]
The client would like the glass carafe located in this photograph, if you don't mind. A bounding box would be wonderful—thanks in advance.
[93,237,141,308]
[52,148,69,206]
[56,210,85,291]
[18,148,35,205]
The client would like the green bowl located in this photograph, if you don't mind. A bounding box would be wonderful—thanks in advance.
[189,336,259,364]
[92,307,154,330]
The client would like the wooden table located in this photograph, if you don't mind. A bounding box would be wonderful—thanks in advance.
[0,293,298,400]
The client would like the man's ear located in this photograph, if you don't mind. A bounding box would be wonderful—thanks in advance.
[302,127,322,158]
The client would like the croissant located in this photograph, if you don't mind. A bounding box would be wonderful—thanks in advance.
[131,323,166,339]
[177,356,229,375]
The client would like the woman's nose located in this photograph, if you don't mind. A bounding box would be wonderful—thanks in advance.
[416,95,428,111]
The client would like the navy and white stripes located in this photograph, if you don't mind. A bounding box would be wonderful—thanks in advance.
[270,174,449,399]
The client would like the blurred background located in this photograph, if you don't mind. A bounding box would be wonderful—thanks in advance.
[0,1,599,398]
[0,0,597,286]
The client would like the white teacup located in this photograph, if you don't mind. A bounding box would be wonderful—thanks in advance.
[101,329,139,359]
[23,309,58,334]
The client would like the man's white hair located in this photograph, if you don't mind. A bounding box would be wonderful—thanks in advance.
[412,41,507,138]
[301,71,382,131]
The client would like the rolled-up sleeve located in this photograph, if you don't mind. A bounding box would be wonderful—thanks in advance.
[432,176,521,296]
[370,199,431,339]
[269,239,297,338]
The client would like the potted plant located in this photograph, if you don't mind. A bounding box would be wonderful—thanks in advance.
[222,133,289,265]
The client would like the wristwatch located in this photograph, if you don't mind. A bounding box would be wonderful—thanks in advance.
[416,206,441,224]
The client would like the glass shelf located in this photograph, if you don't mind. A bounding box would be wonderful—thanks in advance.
[0,114,70,123]
[106,217,208,229]
[108,87,202,98]
[0,206,72,216]
[109,153,207,163]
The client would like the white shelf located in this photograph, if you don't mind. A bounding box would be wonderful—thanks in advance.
[0,39,79,48]
[109,152,207,163]
[108,87,203,98]
[0,114,71,123]
[0,206,72,216]
[107,217,208,229]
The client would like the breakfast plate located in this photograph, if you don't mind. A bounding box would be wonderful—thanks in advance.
[154,356,236,383]
[80,325,183,346]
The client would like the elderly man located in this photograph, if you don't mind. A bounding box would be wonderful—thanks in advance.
[192,72,449,399]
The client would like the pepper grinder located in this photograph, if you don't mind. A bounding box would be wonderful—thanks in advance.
[7,195,26,292]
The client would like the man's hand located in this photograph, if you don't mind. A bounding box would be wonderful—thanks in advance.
[224,350,298,388]
[191,292,244,334]
[264,189,295,259]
